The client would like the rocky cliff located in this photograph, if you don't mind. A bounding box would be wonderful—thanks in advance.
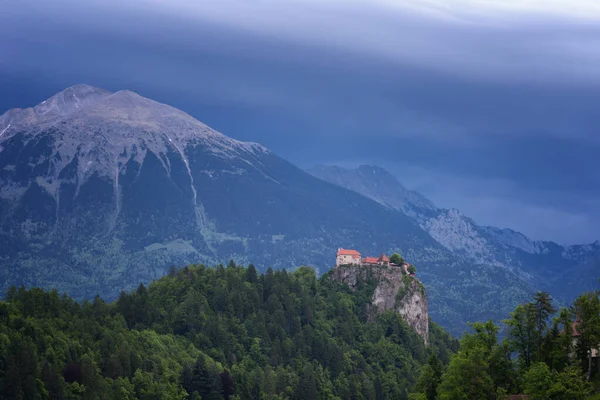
[332,264,429,344]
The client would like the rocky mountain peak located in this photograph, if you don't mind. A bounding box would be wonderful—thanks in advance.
[1,84,109,137]
[356,164,402,182]
[0,85,278,244]
[33,84,111,118]
[2,85,265,152]
[0,85,270,184]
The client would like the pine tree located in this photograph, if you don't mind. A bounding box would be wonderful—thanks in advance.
[572,291,600,379]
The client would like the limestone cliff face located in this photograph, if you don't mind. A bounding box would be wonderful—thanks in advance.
[332,264,429,344]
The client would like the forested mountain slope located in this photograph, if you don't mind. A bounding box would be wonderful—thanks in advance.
[0,264,458,399]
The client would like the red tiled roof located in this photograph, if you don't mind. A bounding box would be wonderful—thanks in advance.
[337,248,361,257]
[377,254,390,263]
[363,257,379,264]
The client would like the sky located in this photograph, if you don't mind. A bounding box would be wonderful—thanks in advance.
[1,0,599,244]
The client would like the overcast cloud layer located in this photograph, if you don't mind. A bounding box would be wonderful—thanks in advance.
[1,0,599,244]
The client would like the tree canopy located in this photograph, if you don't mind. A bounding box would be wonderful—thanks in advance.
[0,263,457,399]
[411,291,599,400]
[390,253,404,265]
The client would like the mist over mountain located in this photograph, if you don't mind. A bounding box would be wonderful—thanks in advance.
[309,164,600,303]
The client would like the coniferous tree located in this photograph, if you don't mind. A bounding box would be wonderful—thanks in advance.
[572,291,600,379]
[414,354,443,400]
[504,303,537,369]
[532,291,556,360]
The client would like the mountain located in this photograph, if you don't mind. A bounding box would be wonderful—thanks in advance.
[0,85,537,335]
[307,165,437,219]
[308,165,600,303]
[0,86,437,292]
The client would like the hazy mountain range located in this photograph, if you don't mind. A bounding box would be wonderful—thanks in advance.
[309,165,600,303]
[1,85,596,335]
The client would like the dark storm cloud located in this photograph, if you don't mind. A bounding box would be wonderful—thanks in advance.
[1,0,599,243]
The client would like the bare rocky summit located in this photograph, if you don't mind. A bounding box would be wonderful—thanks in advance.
[1,84,268,194]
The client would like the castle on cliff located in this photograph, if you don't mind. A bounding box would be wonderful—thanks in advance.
[335,248,415,276]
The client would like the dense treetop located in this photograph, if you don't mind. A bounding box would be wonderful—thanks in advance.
[410,289,600,400]
[0,263,457,399]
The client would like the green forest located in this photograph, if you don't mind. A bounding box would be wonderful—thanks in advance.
[1,263,599,399]
[0,263,456,399]
[411,291,600,400]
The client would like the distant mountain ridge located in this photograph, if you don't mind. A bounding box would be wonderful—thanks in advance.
[308,165,600,302]
[0,85,557,335]
[306,165,437,217]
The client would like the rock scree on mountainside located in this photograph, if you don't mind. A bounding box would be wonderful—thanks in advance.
[332,263,429,344]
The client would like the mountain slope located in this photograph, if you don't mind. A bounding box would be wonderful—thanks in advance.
[0,85,536,335]
[306,165,437,218]
[308,165,600,303]
[0,86,437,292]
